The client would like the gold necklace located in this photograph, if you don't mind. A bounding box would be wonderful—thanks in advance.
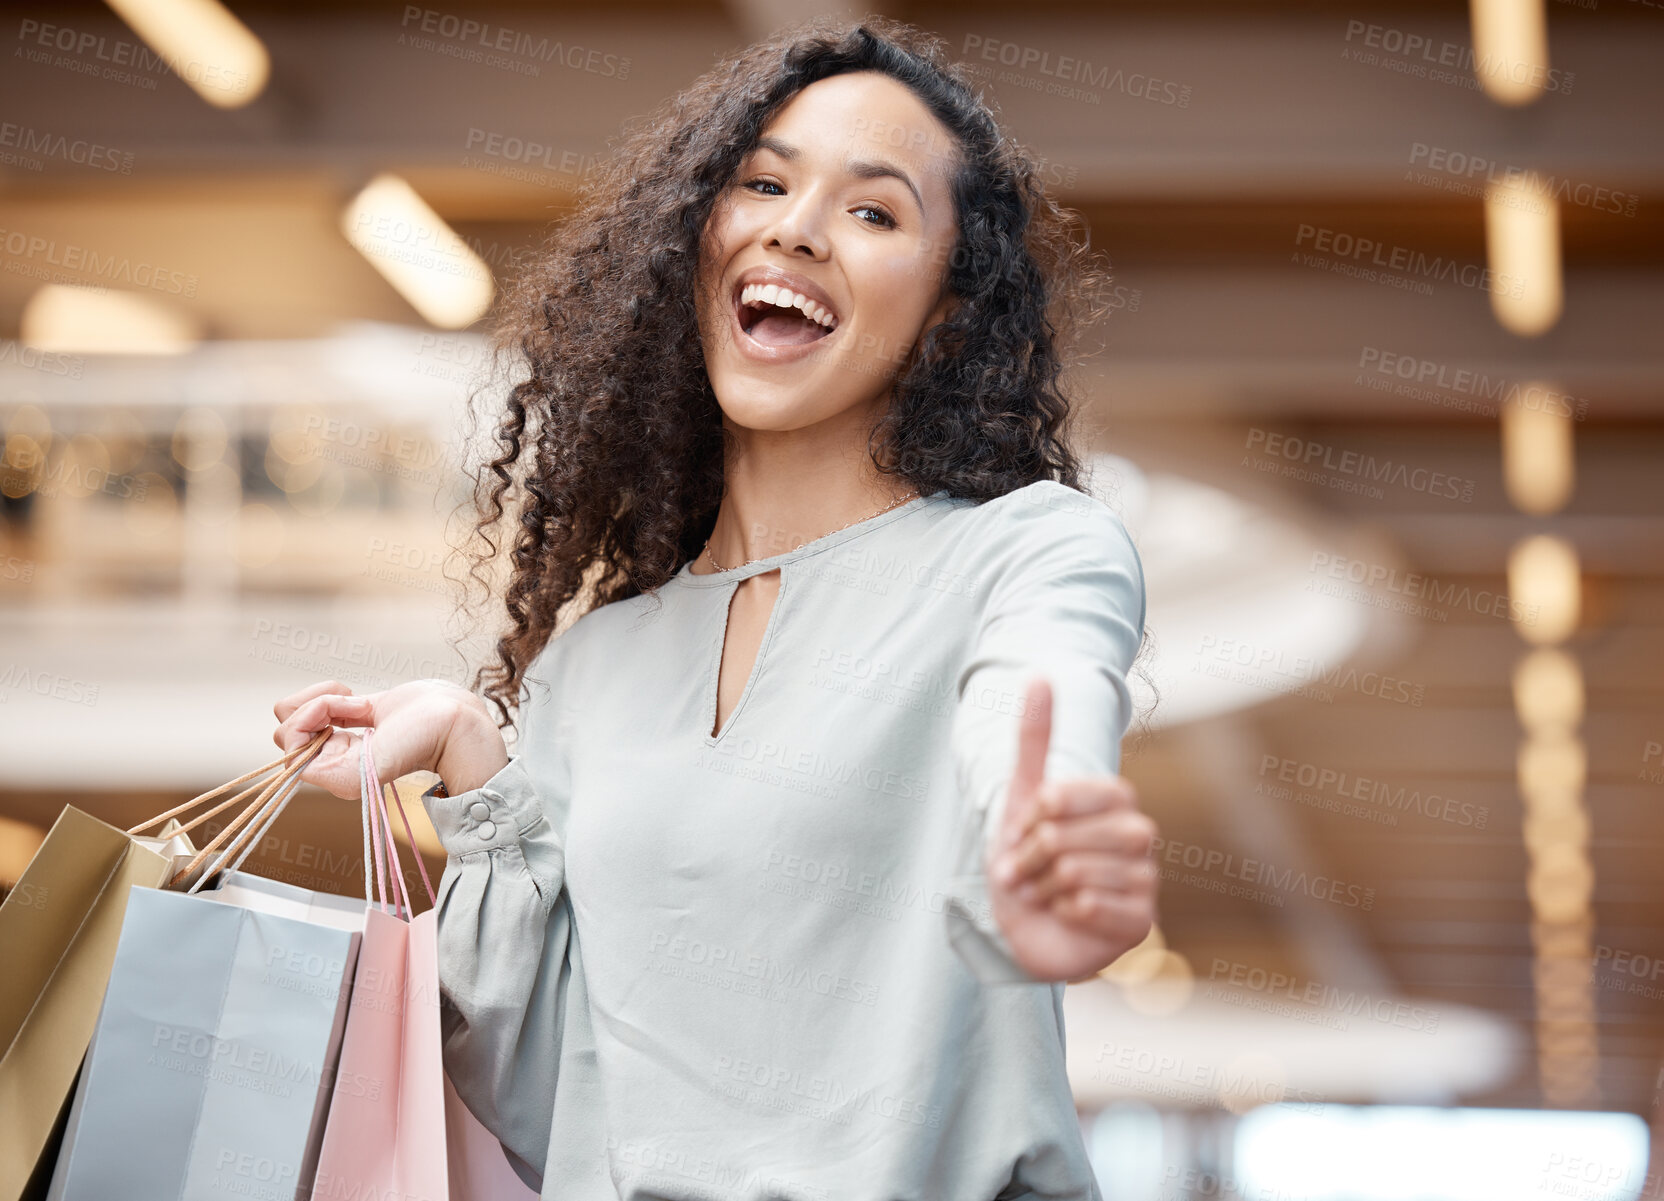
[702,489,921,573]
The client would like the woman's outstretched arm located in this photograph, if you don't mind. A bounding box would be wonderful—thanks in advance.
[942,482,1154,984]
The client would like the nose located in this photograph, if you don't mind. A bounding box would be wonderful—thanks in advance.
[760,188,830,260]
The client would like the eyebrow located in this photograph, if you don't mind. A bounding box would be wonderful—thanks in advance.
[751,135,926,219]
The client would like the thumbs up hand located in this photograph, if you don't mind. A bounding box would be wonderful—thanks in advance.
[986,676,1159,983]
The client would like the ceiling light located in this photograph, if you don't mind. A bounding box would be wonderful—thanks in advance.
[341,174,495,330]
[1485,178,1562,337]
[1512,649,1583,736]
[22,285,202,355]
[103,0,270,108]
[1468,0,1551,107]
[1507,535,1579,644]
[1501,392,1574,514]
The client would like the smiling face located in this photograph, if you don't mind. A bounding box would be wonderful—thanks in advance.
[694,70,963,436]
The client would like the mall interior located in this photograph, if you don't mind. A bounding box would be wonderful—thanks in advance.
[2,0,1662,1197]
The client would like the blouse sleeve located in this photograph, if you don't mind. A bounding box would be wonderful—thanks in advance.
[942,483,1148,985]
[420,644,600,1187]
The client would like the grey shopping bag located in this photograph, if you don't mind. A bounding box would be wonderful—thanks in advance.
[44,856,363,1200]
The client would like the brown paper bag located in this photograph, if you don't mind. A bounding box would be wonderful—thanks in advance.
[0,730,330,1201]
[0,807,170,1201]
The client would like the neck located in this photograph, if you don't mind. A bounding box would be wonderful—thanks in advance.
[695,467,917,573]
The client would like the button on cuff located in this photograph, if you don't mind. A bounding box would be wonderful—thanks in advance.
[419,755,544,857]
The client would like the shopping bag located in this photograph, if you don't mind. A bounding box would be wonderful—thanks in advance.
[0,809,170,1201]
[44,733,366,1201]
[308,729,446,1198]
[310,729,539,1201]
[442,1069,544,1199]
[0,731,328,1201]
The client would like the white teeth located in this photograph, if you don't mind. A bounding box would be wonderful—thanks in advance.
[739,282,838,330]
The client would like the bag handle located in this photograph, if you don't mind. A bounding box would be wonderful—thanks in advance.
[177,734,328,893]
[360,728,402,918]
[388,780,437,911]
[182,764,309,895]
[359,729,437,918]
[127,731,331,892]
[128,730,328,840]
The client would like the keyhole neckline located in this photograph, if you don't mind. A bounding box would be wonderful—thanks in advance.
[674,489,946,587]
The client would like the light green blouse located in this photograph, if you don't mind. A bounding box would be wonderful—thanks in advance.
[421,479,1147,1201]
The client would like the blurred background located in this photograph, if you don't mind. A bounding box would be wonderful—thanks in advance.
[1,0,1662,1197]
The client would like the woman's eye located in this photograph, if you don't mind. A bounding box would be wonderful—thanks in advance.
[739,177,894,229]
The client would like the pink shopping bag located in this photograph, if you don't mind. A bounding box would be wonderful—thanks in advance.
[308,729,539,1201]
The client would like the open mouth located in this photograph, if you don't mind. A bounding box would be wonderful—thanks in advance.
[733,281,840,349]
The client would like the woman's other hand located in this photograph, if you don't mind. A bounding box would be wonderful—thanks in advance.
[986,676,1159,983]
[272,678,509,799]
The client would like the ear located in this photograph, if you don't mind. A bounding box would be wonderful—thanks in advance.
[924,285,961,329]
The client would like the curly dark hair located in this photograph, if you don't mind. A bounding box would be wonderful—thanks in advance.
[452,14,1159,751]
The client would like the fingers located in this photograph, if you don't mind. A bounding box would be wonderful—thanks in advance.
[274,692,375,753]
[999,803,1156,888]
[1000,676,1053,844]
[1034,775,1138,821]
[275,680,353,724]
[1017,851,1158,908]
[1046,889,1156,939]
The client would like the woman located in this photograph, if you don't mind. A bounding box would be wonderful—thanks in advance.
[274,17,1157,1201]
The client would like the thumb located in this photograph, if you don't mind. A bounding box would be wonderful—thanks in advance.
[997,675,1053,852]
